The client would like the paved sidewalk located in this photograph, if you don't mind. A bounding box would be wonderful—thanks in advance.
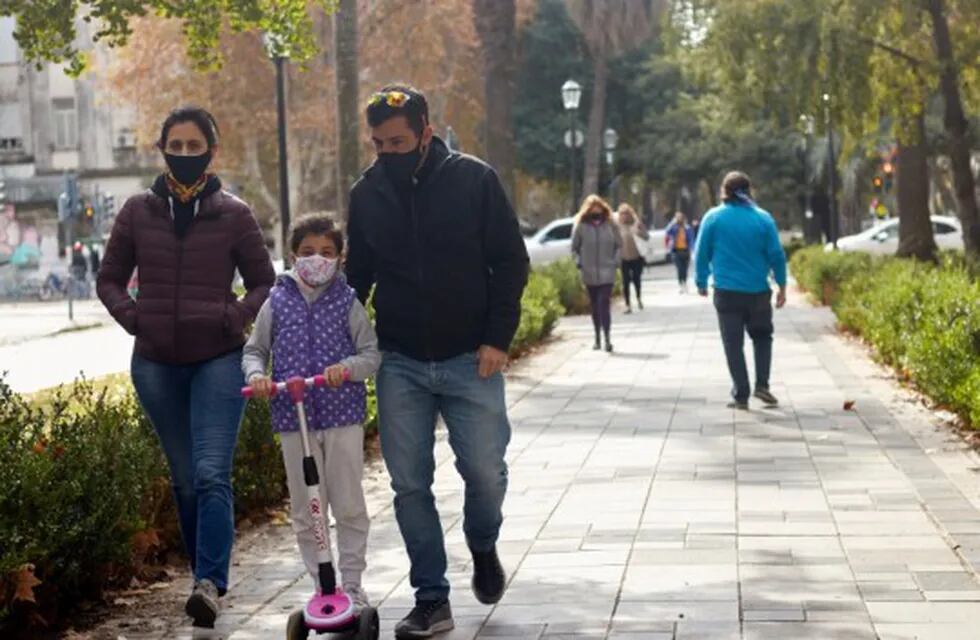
[132,268,980,639]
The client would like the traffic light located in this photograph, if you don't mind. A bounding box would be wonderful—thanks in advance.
[872,176,883,193]
[882,162,894,192]
[84,204,94,220]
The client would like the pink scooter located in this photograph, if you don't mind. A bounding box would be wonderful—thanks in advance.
[242,375,379,640]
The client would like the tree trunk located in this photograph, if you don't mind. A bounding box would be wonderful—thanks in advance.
[473,0,518,203]
[334,0,359,222]
[926,0,980,260]
[582,53,608,198]
[896,113,937,262]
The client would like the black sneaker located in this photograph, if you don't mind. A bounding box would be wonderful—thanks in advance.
[185,579,219,628]
[593,340,601,351]
[726,401,750,411]
[471,546,506,604]
[754,387,779,406]
[395,599,454,639]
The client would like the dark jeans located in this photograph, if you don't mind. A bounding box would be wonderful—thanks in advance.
[131,348,246,594]
[376,351,511,601]
[713,289,773,402]
[673,250,691,284]
[587,284,613,338]
[620,258,644,307]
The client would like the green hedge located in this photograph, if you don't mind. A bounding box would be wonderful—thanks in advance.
[790,246,980,427]
[0,265,571,633]
[510,271,565,355]
[536,257,622,315]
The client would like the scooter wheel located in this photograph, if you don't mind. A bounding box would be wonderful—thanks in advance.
[287,609,310,640]
[357,607,379,640]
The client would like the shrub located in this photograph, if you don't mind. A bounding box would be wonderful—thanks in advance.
[510,271,565,355]
[537,258,591,314]
[0,378,162,628]
[789,246,873,305]
[791,249,980,431]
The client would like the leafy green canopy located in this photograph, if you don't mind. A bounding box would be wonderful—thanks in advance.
[0,0,337,76]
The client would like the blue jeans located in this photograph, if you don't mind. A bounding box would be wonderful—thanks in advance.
[713,289,773,403]
[131,349,246,594]
[376,351,511,602]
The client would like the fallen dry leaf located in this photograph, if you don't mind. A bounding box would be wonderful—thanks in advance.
[843,400,856,411]
[12,564,42,603]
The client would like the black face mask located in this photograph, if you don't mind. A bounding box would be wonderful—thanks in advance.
[379,142,425,189]
[165,151,212,186]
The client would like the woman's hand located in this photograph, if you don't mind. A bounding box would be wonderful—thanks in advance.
[249,376,275,399]
[324,364,350,388]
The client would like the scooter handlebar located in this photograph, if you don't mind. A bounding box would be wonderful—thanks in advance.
[241,372,349,399]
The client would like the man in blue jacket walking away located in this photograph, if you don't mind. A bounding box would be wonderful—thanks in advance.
[695,171,787,410]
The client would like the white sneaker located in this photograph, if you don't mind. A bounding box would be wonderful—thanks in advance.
[343,583,371,613]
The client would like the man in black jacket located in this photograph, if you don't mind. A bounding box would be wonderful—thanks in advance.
[346,85,529,638]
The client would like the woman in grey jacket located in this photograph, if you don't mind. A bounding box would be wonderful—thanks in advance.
[572,195,622,352]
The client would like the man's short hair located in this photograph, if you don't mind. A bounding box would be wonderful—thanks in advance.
[365,84,429,136]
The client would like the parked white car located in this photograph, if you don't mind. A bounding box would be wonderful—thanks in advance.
[524,216,669,267]
[830,216,963,255]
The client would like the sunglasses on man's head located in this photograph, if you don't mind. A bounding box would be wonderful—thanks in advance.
[368,90,411,109]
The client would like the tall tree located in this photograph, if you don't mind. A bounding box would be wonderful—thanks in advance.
[925,0,980,260]
[334,0,359,220]
[896,113,938,261]
[3,0,333,75]
[474,0,518,201]
[565,0,662,197]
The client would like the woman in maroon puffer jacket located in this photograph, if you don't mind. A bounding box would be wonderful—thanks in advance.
[97,106,275,628]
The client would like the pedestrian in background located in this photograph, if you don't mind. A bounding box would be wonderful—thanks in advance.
[617,203,648,314]
[572,194,622,352]
[695,171,787,410]
[666,212,695,293]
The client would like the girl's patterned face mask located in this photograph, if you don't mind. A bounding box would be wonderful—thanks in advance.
[294,255,338,287]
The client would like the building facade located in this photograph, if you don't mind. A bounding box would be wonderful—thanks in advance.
[0,16,155,287]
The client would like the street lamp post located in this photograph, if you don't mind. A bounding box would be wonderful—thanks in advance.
[799,114,815,243]
[562,79,582,214]
[264,33,291,263]
[823,93,839,249]
[603,127,618,200]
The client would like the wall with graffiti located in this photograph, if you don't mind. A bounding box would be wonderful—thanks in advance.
[0,204,41,269]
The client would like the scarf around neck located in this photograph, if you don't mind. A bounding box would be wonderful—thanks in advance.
[165,172,211,204]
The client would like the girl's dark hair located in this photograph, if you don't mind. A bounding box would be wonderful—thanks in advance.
[365,84,429,136]
[721,171,752,204]
[289,214,345,255]
[158,106,220,150]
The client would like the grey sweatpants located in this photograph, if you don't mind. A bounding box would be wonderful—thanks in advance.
[280,425,370,590]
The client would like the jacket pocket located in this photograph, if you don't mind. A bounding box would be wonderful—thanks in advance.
[223,301,248,338]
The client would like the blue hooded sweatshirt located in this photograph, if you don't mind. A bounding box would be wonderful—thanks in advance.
[694,201,787,293]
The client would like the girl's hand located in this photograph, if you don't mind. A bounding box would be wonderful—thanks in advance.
[249,376,275,399]
[324,364,349,388]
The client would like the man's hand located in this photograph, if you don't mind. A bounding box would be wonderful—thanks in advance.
[478,345,508,379]
[249,375,275,399]
[776,287,787,309]
[698,287,709,298]
[324,364,350,388]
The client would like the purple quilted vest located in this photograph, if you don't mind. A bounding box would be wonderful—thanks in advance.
[269,275,367,432]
